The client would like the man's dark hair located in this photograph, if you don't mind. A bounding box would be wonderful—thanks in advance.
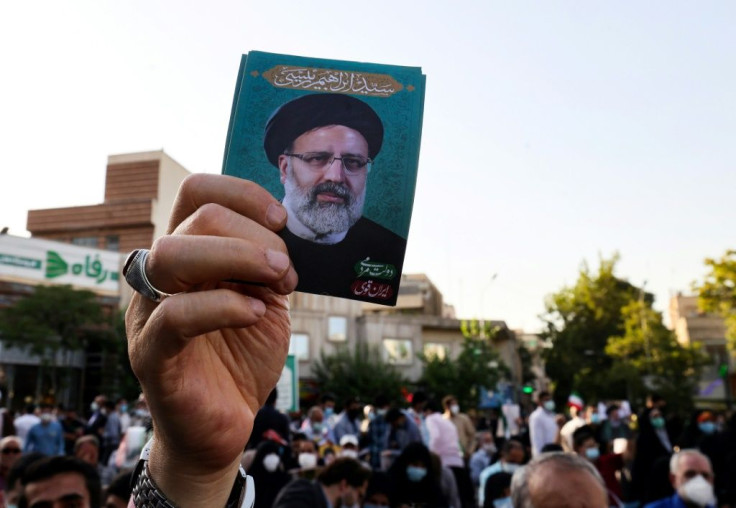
[103,399,116,411]
[540,443,564,453]
[410,391,427,407]
[424,398,441,414]
[266,388,278,406]
[105,470,133,504]
[20,456,101,508]
[318,457,371,488]
[320,393,336,405]
[537,391,550,402]
[385,407,404,425]
[24,404,36,415]
[606,404,620,416]
[6,452,45,492]
[373,394,389,408]
[500,439,524,457]
[572,425,596,449]
[483,471,512,508]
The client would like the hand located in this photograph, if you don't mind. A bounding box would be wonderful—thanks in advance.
[125,174,297,507]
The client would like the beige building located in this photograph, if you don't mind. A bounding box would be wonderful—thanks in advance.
[289,273,522,396]
[669,293,734,405]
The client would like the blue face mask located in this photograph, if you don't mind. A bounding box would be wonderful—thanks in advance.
[651,416,665,429]
[585,447,600,461]
[591,414,600,424]
[493,497,512,508]
[698,422,716,434]
[324,407,334,419]
[406,465,427,482]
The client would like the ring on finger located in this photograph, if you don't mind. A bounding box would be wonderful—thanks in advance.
[122,249,178,303]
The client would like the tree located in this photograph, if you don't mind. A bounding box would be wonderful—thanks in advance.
[606,300,708,414]
[418,320,509,411]
[0,285,109,401]
[542,254,707,415]
[542,254,642,408]
[312,342,409,409]
[695,249,736,351]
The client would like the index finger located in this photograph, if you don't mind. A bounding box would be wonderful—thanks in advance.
[167,174,286,234]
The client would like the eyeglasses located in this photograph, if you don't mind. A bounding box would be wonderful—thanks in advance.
[284,152,372,174]
[1,448,21,454]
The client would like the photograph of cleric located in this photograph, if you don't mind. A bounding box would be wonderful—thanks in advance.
[263,93,407,305]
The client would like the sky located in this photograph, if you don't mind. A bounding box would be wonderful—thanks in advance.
[1,1,735,332]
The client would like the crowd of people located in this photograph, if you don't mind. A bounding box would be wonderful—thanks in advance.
[1,385,735,506]
[237,388,736,507]
[0,393,152,507]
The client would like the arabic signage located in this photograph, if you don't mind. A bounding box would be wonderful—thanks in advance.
[0,235,122,294]
[262,65,404,97]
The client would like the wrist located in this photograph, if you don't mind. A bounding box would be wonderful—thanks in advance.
[141,439,244,508]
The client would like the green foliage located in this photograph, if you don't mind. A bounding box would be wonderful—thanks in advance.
[419,322,509,411]
[0,285,105,355]
[312,342,408,409]
[695,249,736,351]
[543,254,707,415]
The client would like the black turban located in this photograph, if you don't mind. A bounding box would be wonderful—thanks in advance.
[263,93,384,167]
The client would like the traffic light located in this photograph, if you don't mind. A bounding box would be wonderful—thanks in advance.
[719,363,729,378]
[522,384,534,395]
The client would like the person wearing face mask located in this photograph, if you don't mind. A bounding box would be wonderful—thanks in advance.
[249,440,292,508]
[469,431,497,486]
[528,391,560,457]
[386,442,447,508]
[442,395,476,463]
[478,439,525,507]
[293,439,323,479]
[481,471,512,508]
[573,425,627,506]
[599,404,632,454]
[333,397,364,446]
[366,395,391,470]
[643,449,716,508]
[274,457,371,508]
[301,405,329,445]
[23,404,64,457]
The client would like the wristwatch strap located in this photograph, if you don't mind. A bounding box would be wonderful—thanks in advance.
[131,458,248,508]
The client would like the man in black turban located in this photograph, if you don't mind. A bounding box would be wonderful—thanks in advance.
[263,93,406,304]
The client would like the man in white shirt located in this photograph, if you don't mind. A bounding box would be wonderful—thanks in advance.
[528,391,561,457]
[13,404,40,446]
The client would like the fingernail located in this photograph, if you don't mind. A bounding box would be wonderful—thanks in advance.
[266,203,287,227]
[250,298,266,317]
[266,249,289,273]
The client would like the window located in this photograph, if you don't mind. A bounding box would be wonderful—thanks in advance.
[423,343,448,361]
[71,236,97,247]
[383,338,413,365]
[289,333,309,360]
[106,235,120,252]
[328,316,347,342]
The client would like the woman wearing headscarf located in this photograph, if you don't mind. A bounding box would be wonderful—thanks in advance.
[387,441,448,508]
[248,439,292,508]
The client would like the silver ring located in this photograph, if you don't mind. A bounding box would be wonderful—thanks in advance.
[123,249,177,303]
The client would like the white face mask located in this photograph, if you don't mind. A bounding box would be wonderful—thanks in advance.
[680,475,715,506]
[450,404,460,415]
[340,449,358,459]
[543,400,556,412]
[262,453,280,472]
[298,452,318,469]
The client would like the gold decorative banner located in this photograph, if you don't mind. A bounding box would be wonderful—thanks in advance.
[262,65,403,97]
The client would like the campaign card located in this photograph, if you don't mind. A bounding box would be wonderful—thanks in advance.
[223,51,425,306]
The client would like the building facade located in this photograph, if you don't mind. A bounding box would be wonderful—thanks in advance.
[669,293,734,406]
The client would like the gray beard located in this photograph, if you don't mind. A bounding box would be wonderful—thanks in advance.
[283,169,365,236]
